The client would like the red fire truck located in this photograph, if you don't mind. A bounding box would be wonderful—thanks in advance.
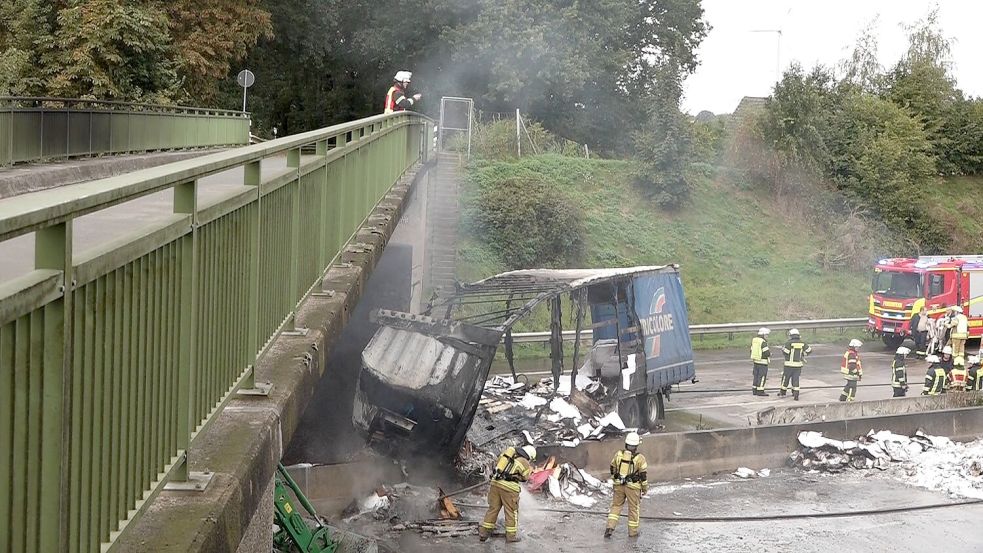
[868,255,983,348]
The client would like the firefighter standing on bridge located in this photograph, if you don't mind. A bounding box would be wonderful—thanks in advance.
[605,432,648,539]
[750,327,771,396]
[778,328,811,400]
[838,339,863,402]
[892,346,910,397]
[384,71,422,114]
[922,355,946,395]
[479,444,535,543]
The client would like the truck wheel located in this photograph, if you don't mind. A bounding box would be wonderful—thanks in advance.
[645,393,665,429]
[619,396,643,429]
[882,334,905,349]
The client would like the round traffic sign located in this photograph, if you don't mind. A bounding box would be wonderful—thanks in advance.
[237,69,255,88]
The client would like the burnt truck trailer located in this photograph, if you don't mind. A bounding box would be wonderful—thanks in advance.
[352,266,695,457]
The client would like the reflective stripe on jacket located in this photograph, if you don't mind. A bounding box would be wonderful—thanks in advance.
[783,340,811,368]
[841,349,862,380]
[490,447,532,493]
[751,337,770,365]
[891,357,907,388]
[610,450,648,491]
[923,366,946,395]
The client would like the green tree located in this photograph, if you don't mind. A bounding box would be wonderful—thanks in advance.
[632,63,694,207]
[0,0,54,96]
[827,93,947,252]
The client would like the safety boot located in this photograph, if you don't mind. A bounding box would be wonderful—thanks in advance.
[628,531,640,539]
[777,390,786,397]
[478,527,490,542]
[604,528,614,539]
[793,391,800,401]
[506,534,521,543]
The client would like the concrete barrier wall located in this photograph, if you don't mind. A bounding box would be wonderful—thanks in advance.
[756,392,983,425]
[542,406,983,480]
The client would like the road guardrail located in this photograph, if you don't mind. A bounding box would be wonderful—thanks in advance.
[510,317,868,343]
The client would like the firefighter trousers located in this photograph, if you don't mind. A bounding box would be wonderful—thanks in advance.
[481,484,519,538]
[752,363,768,393]
[952,336,967,360]
[606,484,641,536]
[839,379,858,402]
[780,367,801,396]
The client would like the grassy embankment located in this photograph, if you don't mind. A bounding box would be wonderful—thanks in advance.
[456,154,875,353]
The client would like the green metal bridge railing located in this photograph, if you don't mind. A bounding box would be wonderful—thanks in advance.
[0,97,251,166]
[0,111,431,553]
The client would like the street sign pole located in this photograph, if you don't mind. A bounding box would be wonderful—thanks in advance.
[237,69,256,113]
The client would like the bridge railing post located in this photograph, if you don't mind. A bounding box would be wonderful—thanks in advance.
[239,160,272,396]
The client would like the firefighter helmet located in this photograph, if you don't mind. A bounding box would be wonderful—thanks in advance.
[788,328,800,337]
[969,355,980,365]
[849,339,863,348]
[758,327,771,336]
[943,346,953,355]
[625,432,641,447]
[520,445,537,462]
[926,355,940,363]
[394,70,412,83]
[896,346,910,355]
[952,305,964,313]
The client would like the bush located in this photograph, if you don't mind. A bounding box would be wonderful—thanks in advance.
[467,172,585,269]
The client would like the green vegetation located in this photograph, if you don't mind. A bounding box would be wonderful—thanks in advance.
[458,153,872,326]
[737,10,983,254]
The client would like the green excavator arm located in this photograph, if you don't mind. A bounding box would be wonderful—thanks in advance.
[273,463,338,553]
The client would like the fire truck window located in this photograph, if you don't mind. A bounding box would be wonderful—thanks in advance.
[929,274,944,297]
[873,271,921,298]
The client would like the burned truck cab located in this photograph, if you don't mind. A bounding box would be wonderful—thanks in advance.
[352,266,695,459]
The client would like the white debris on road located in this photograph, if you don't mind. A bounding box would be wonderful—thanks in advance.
[549,397,582,422]
[732,467,771,479]
[791,429,983,499]
[519,393,548,409]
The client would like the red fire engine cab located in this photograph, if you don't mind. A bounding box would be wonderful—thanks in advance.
[868,255,983,348]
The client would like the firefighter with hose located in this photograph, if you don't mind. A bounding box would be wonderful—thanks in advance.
[479,444,535,543]
[605,432,648,539]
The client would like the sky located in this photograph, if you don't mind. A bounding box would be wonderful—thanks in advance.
[682,0,983,114]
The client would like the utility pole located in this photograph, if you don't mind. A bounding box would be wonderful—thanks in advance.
[516,108,521,157]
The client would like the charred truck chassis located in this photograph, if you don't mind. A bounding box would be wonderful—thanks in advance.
[352,266,696,458]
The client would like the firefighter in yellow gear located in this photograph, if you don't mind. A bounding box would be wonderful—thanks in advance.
[604,432,648,539]
[479,444,535,543]
[838,339,863,401]
[779,328,811,400]
[950,306,969,364]
[921,355,946,396]
[750,327,771,396]
[966,355,983,391]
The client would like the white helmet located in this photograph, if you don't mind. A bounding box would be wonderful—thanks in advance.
[849,339,863,348]
[942,346,952,355]
[520,445,537,462]
[788,328,800,337]
[896,346,911,355]
[926,354,940,363]
[758,327,771,336]
[969,355,980,365]
[625,432,641,447]
[952,305,964,314]
[393,70,412,83]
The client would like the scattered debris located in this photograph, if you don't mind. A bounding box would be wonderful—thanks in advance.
[435,488,462,520]
[391,519,479,538]
[790,429,983,499]
[732,467,771,479]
